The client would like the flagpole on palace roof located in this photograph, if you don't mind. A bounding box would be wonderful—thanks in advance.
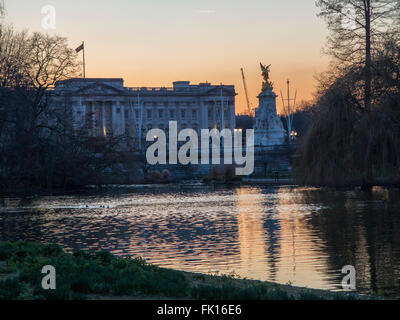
[76,42,86,78]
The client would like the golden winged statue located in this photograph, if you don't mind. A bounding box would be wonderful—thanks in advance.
[260,63,274,92]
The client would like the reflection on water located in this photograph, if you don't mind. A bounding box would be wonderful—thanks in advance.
[1,185,399,298]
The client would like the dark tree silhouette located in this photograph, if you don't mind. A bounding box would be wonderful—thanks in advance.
[316,0,400,111]
[0,10,140,193]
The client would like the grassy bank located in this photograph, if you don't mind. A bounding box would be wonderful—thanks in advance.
[0,241,370,300]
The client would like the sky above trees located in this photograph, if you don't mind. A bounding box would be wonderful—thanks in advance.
[4,0,330,114]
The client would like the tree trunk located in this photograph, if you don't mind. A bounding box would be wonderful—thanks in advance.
[362,118,374,189]
[362,0,373,189]
[364,0,372,112]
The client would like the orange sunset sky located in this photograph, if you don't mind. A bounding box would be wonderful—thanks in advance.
[4,0,330,114]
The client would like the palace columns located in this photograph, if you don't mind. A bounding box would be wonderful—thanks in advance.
[101,101,106,137]
[91,101,95,136]
[120,101,126,135]
[111,101,118,135]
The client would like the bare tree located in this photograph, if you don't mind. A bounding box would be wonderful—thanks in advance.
[0,26,30,87]
[1,24,140,192]
[28,33,78,88]
[316,0,400,111]
[1,32,78,137]
[25,33,78,135]
[0,28,81,192]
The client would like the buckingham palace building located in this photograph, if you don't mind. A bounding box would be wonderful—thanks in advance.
[51,78,236,144]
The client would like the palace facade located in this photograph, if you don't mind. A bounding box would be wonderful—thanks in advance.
[51,78,236,142]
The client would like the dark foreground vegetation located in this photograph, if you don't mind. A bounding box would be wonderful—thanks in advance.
[0,241,369,300]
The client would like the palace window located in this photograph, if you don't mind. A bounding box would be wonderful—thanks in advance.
[147,110,152,120]
[192,110,197,120]
[181,109,186,119]
[208,108,213,120]
[169,109,175,119]
[158,110,164,119]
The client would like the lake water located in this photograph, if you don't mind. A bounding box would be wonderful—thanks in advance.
[1,184,399,298]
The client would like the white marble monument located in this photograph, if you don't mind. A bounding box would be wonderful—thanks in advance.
[254,64,286,147]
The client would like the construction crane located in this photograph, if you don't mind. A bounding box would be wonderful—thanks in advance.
[240,68,253,117]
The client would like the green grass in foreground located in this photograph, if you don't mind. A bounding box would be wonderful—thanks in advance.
[0,241,367,300]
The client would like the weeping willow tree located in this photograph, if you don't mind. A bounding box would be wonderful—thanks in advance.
[294,0,400,187]
[294,44,400,186]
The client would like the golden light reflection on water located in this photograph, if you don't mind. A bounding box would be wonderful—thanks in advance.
[236,187,271,279]
[235,187,333,289]
[274,188,332,289]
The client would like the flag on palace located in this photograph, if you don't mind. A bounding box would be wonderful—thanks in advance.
[75,43,84,53]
